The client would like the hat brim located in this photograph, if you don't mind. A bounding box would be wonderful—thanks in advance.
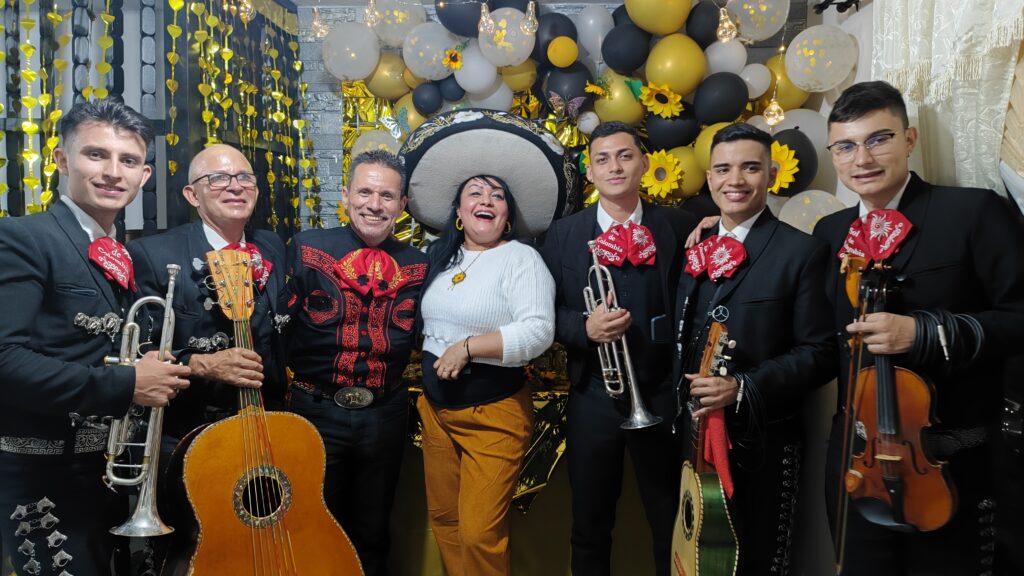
[400,109,579,238]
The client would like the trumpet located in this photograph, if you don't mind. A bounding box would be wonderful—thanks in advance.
[584,241,662,430]
[103,263,180,537]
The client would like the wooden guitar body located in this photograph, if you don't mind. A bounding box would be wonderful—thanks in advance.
[673,461,738,576]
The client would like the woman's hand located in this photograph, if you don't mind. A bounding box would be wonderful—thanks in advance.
[433,339,472,380]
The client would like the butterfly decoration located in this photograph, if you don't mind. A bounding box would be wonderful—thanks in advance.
[547,91,588,122]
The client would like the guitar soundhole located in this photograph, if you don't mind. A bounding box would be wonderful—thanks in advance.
[682,491,695,539]
[232,465,294,529]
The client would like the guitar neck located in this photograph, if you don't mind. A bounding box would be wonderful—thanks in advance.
[232,319,263,411]
[690,413,708,473]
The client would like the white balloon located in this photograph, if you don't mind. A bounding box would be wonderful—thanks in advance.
[455,40,499,94]
[576,5,615,61]
[577,111,600,135]
[352,130,401,156]
[739,63,772,99]
[403,21,459,81]
[705,40,747,75]
[322,22,381,81]
[370,0,427,48]
[785,25,858,93]
[728,0,789,42]
[479,8,536,67]
[746,114,770,132]
[468,77,514,112]
[779,189,847,234]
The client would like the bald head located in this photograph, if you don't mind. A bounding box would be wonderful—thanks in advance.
[183,144,259,242]
[188,144,253,183]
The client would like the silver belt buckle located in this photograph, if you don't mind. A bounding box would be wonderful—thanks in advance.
[333,387,374,409]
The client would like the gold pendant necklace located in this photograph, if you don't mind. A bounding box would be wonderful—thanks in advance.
[449,249,484,289]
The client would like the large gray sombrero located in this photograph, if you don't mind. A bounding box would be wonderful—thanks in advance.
[400,109,578,238]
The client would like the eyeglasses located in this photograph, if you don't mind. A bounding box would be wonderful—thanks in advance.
[189,172,258,189]
[826,131,898,161]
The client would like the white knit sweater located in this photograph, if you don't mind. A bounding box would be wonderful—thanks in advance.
[421,241,555,367]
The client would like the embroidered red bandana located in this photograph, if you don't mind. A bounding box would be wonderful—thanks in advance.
[223,242,272,291]
[88,237,136,292]
[591,223,657,267]
[704,409,734,498]
[837,209,912,263]
[685,235,747,281]
[333,248,406,298]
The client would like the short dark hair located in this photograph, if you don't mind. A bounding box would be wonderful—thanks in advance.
[349,149,407,196]
[59,98,155,151]
[588,121,644,154]
[710,123,773,157]
[828,80,909,128]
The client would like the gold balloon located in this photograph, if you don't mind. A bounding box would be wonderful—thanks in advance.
[366,53,411,101]
[547,36,579,69]
[646,34,706,96]
[393,92,426,138]
[625,0,692,36]
[695,121,733,171]
[403,67,426,90]
[501,60,538,92]
[593,69,645,126]
[757,54,809,112]
[667,145,704,198]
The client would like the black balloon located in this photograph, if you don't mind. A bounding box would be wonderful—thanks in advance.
[531,13,578,64]
[601,23,651,74]
[543,62,593,103]
[412,83,443,116]
[439,74,465,101]
[693,72,748,125]
[685,1,720,50]
[645,109,700,150]
[435,0,490,38]
[612,4,634,27]
[491,0,528,10]
[772,129,819,196]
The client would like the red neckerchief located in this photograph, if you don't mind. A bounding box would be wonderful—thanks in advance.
[685,235,747,281]
[223,242,272,291]
[88,237,136,292]
[704,409,734,498]
[837,209,912,263]
[333,248,406,298]
[591,222,657,267]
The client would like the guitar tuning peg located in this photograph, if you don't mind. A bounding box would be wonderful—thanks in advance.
[192,257,206,272]
[727,339,736,349]
[203,297,216,311]
[722,354,732,361]
[718,366,728,377]
[202,276,218,291]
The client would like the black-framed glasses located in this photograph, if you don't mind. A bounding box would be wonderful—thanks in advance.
[189,172,258,189]
[826,131,898,161]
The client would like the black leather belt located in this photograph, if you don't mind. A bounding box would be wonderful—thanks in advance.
[292,380,375,409]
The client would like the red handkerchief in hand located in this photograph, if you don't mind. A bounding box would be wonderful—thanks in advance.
[703,409,735,498]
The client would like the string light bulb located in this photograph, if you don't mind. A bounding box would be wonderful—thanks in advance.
[478,2,495,35]
[716,7,738,42]
[311,6,329,39]
[237,0,255,23]
[365,0,381,27]
[763,98,785,126]
[521,1,539,35]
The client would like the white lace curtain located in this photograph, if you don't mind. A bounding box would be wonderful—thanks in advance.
[873,0,1024,193]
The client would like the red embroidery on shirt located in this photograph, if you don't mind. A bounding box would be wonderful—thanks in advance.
[301,245,338,277]
[302,290,338,325]
[401,262,428,285]
[365,299,390,389]
[391,298,416,332]
[333,291,363,387]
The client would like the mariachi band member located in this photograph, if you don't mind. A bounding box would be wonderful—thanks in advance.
[542,121,697,576]
[284,150,429,576]
[0,99,189,576]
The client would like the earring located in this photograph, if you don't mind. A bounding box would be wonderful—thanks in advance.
[455,217,463,231]
[505,221,512,233]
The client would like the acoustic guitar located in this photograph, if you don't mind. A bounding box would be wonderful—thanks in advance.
[671,321,739,576]
[173,249,363,575]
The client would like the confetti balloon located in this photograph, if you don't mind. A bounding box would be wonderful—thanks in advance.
[371,0,427,48]
[784,25,858,93]
[322,22,381,81]
[778,189,847,233]
[403,21,459,81]
[728,0,790,42]
[479,8,536,67]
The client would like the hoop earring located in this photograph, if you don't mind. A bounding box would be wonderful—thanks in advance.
[505,221,512,233]
[455,217,463,231]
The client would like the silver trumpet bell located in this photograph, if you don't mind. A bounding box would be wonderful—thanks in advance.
[583,241,662,430]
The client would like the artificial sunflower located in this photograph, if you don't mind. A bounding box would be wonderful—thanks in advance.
[443,49,463,70]
[578,147,590,173]
[769,140,800,194]
[640,83,683,118]
[584,81,606,97]
[642,150,682,199]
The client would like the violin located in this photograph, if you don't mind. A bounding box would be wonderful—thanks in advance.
[834,257,956,573]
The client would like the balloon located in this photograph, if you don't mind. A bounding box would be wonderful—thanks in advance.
[454,40,498,94]
[778,189,846,233]
[593,69,645,126]
[747,114,771,132]
[625,0,692,36]
[366,52,411,101]
[531,13,577,64]
[439,74,466,101]
[403,21,459,81]
[667,145,705,198]
[393,92,427,138]
[772,128,818,196]
[352,130,401,157]
[478,8,535,67]
[601,23,651,75]
[577,110,600,135]
[468,76,514,111]
[404,68,427,89]
[547,36,579,69]
[785,25,858,93]
[647,108,700,150]
[728,0,789,42]
[757,54,809,111]
[646,34,706,96]
[322,22,381,81]
[492,0,528,10]
[412,82,443,115]
[612,4,633,27]
[435,0,488,38]
[739,63,771,99]
[685,1,720,50]
[774,108,836,192]
[370,0,427,48]
[543,61,593,102]
[576,5,615,61]
[695,121,733,171]
[705,40,747,75]
[500,59,537,91]
[693,72,748,125]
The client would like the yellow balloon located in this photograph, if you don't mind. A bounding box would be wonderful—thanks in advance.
[593,69,645,126]
[646,34,706,96]
[403,67,426,90]
[667,146,704,198]
[547,36,579,69]
[757,54,810,111]
[625,0,692,36]
[366,53,410,101]
[500,60,538,92]
[694,122,733,171]
[393,92,426,138]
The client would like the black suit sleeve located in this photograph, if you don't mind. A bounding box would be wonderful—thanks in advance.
[541,221,591,353]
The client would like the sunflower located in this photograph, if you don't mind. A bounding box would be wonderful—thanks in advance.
[640,83,683,118]
[769,140,800,194]
[642,150,682,199]
[443,49,463,70]
[584,81,606,97]
[578,147,590,173]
